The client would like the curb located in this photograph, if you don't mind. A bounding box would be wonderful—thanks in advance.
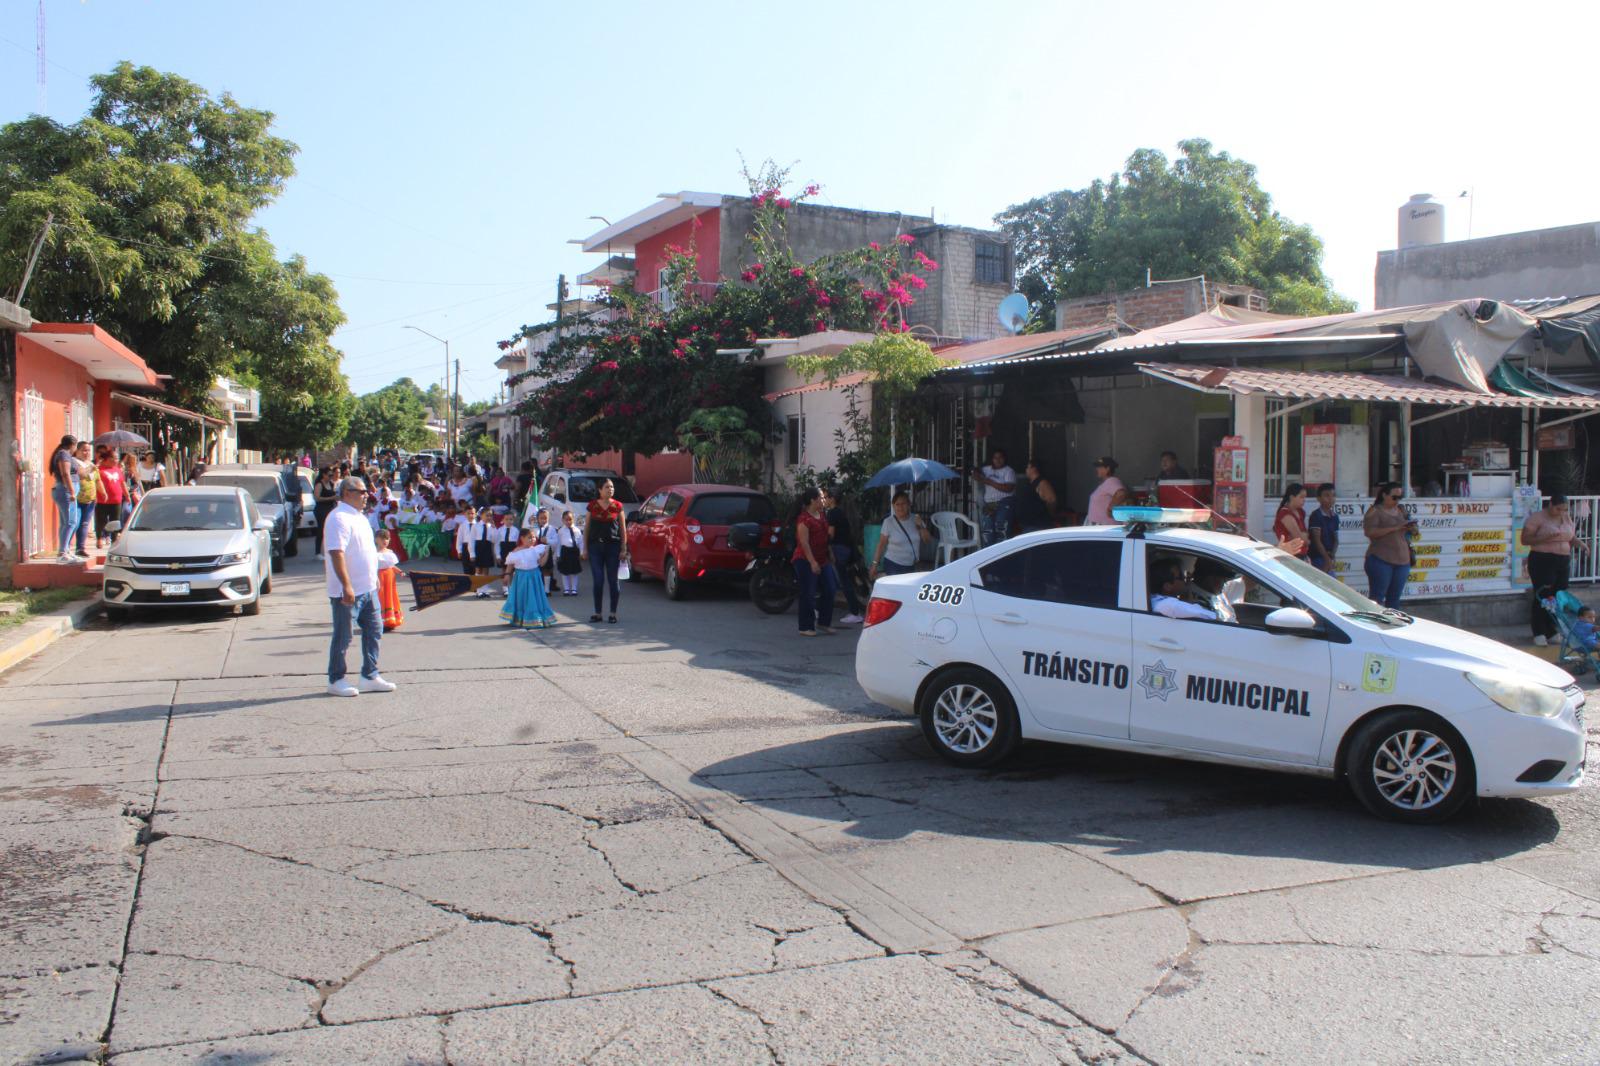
[0,597,103,677]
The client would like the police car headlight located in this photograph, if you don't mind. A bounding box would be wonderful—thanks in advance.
[1466,672,1565,718]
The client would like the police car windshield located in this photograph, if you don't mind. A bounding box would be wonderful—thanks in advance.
[1246,545,1408,623]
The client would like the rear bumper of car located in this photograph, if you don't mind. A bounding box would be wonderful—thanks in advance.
[680,549,755,581]
[102,561,259,608]
[855,629,918,715]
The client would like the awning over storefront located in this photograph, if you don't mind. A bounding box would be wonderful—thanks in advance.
[1136,363,1600,412]
[110,390,227,426]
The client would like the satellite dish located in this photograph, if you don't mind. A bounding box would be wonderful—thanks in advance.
[997,293,1029,334]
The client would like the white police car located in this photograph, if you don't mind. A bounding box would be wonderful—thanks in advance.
[856,508,1588,823]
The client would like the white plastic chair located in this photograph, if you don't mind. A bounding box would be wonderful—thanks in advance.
[931,510,980,566]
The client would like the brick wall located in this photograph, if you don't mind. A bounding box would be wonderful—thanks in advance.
[1056,285,1198,332]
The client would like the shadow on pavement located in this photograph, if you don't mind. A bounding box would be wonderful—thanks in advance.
[696,722,1565,871]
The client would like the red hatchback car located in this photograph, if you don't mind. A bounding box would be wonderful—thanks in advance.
[627,484,779,599]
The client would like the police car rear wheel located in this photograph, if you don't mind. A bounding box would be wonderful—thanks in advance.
[1346,710,1474,824]
[919,669,1019,768]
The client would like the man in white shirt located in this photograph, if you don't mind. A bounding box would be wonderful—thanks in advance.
[323,477,396,697]
[972,448,1016,547]
[1149,560,1221,621]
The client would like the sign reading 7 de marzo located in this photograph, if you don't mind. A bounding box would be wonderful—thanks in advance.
[1326,498,1514,598]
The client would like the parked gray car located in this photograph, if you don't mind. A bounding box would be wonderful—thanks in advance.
[195,471,293,571]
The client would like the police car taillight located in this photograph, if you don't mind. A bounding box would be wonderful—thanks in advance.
[864,598,902,627]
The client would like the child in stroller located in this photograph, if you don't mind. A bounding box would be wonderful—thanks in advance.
[1539,587,1600,675]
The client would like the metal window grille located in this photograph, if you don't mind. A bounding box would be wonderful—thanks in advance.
[975,242,1007,285]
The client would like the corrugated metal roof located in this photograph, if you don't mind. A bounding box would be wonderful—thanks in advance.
[763,371,868,401]
[1137,363,1600,410]
[930,326,1113,365]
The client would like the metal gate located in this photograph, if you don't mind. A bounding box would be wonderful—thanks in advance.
[21,389,44,558]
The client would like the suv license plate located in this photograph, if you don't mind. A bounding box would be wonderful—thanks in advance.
[160,582,190,597]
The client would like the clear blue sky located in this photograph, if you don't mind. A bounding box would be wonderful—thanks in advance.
[5,0,1599,401]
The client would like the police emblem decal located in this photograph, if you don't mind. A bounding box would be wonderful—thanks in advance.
[1138,659,1178,702]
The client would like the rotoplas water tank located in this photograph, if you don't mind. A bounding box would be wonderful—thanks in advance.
[1398,193,1444,248]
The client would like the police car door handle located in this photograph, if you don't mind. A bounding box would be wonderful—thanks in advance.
[1146,637,1185,652]
[992,612,1028,626]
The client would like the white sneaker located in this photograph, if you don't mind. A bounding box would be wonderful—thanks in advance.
[1534,635,1549,647]
[327,680,359,697]
[839,613,864,625]
[315,552,325,560]
[358,675,397,693]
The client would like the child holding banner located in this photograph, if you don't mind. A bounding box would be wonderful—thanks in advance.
[500,527,557,629]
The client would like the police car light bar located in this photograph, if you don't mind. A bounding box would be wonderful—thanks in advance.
[1112,506,1213,526]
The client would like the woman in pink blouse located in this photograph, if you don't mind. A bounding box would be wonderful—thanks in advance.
[1523,494,1590,646]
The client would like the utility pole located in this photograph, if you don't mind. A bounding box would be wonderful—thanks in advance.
[453,359,461,458]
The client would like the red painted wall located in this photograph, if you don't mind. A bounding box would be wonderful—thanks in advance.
[632,209,722,296]
[15,336,95,559]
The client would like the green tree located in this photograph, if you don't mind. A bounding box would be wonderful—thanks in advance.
[995,139,1353,322]
[245,383,352,457]
[349,379,433,452]
[0,63,350,417]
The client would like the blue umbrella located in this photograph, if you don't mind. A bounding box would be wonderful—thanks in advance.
[864,457,961,490]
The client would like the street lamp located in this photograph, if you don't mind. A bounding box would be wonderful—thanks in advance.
[403,325,451,457]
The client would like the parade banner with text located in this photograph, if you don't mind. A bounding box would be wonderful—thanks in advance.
[406,570,502,611]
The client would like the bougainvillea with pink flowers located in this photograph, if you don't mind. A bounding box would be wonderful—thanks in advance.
[507,163,940,458]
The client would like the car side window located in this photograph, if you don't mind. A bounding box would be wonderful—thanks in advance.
[547,477,566,503]
[977,541,1122,609]
[663,493,685,518]
[638,491,667,521]
[245,499,261,528]
[1155,550,1296,629]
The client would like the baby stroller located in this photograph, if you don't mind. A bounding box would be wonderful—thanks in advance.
[1539,588,1600,676]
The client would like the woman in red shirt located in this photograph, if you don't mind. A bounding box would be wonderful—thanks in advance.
[792,487,838,636]
[1273,482,1310,558]
[94,449,126,547]
[581,479,629,623]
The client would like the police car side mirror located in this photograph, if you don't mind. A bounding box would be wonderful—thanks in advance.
[1264,606,1320,634]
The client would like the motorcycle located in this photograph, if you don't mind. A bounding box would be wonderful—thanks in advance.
[731,521,795,614]
[731,522,872,616]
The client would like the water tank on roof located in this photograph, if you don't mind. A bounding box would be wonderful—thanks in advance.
[1398,193,1444,249]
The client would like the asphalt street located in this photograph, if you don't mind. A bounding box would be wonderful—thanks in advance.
[2,549,1598,1064]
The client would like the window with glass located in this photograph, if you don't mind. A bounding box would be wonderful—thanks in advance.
[978,541,1122,608]
[688,493,776,526]
[975,241,1008,285]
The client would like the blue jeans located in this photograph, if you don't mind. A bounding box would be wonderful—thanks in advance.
[831,544,863,614]
[794,559,838,631]
[328,593,382,683]
[589,540,620,614]
[981,497,1014,547]
[51,484,77,556]
[1364,555,1410,609]
[880,557,915,576]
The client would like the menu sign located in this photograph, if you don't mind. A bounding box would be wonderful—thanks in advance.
[1302,424,1336,486]
[1324,498,1514,599]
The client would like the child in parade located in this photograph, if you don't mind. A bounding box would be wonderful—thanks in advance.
[453,505,480,575]
[499,527,557,629]
[552,509,583,597]
[374,528,404,631]
[441,503,463,562]
[531,507,556,593]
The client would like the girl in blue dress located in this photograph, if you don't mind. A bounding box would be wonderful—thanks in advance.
[499,527,557,629]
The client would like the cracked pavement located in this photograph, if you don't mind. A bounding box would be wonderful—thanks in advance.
[1,553,1597,1064]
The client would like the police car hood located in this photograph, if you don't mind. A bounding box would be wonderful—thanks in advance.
[1378,617,1573,689]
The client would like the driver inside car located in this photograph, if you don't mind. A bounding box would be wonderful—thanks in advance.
[1188,557,1244,623]
[1148,559,1222,621]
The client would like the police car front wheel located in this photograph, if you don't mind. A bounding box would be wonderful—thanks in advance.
[1345,710,1474,824]
[919,668,1019,768]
